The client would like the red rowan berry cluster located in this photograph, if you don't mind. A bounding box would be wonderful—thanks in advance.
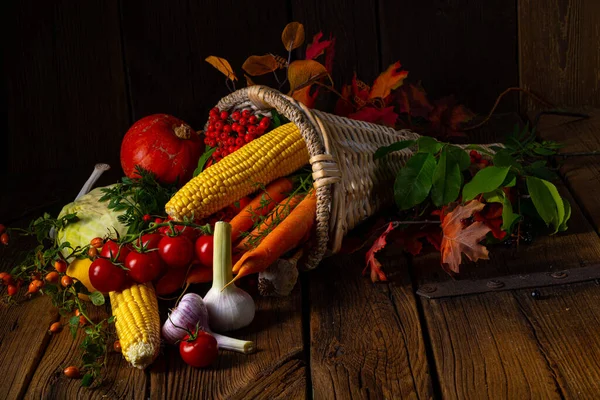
[204,107,271,163]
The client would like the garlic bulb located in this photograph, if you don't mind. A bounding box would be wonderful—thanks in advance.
[203,222,255,332]
[258,250,301,297]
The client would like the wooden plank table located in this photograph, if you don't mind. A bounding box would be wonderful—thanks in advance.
[1,111,600,399]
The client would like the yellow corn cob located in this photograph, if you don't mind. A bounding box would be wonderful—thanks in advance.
[109,282,160,369]
[166,122,309,221]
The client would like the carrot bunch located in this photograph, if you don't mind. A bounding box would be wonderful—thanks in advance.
[227,178,316,284]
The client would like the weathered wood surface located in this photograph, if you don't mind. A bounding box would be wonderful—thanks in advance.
[310,252,433,399]
[148,285,305,400]
[537,109,600,232]
[519,0,600,117]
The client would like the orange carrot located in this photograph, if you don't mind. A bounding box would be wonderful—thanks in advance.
[229,178,294,243]
[230,191,316,281]
[234,193,304,253]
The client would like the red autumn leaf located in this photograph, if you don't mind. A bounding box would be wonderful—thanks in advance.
[369,61,409,100]
[349,106,398,127]
[291,85,319,108]
[396,83,433,118]
[474,203,507,240]
[306,32,333,60]
[364,222,396,282]
[428,96,475,138]
[440,200,492,274]
[351,74,370,107]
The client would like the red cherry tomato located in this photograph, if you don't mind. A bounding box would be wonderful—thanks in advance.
[154,267,187,296]
[158,236,194,268]
[100,240,131,263]
[179,331,218,368]
[194,236,214,269]
[89,258,127,293]
[138,233,163,250]
[124,251,163,283]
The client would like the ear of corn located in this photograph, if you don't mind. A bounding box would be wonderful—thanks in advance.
[166,122,309,221]
[109,282,161,369]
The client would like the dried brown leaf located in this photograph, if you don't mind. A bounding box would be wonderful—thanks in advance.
[205,56,237,81]
[288,60,328,92]
[242,54,279,76]
[282,22,305,51]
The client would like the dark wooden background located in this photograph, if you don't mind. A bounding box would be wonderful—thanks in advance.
[2,0,599,176]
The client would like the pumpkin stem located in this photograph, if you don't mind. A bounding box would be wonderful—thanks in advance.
[173,124,192,139]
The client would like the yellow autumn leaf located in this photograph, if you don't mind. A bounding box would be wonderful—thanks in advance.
[369,61,408,99]
[282,22,305,51]
[242,54,279,76]
[205,56,237,81]
[288,60,328,92]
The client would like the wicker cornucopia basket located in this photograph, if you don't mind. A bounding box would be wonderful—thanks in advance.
[210,85,425,270]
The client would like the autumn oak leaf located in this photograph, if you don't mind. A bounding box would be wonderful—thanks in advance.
[440,200,492,274]
[306,32,333,60]
[364,222,396,282]
[242,54,279,76]
[369,61,408,100]
[205,56,237,81]
[291,85,319,108]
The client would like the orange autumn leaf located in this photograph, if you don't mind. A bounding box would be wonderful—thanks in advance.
[288,59,328,92]
[364,222,396,282]
[440,200,491,274]
[291,85,318,108]
[282,22,305,51]
[205,56,237,81]
[369,61,408,100]
[397,82,433,118]
[242,54,279,76]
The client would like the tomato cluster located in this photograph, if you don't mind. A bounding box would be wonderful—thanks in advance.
[204,108,271,163]
[88,229,215,294]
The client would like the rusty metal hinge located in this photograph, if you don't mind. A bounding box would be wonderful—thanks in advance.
[416,264,600,299]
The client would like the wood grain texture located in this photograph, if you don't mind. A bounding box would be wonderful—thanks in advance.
[378,0,518,113]
[25,304,147,400]
[291,0,380,88]
[537,109,600,231]
[310,252,433,399]
[120,0,289,129]
[3,0,129,174]
[519,0,600,117]
[149,285,305,400]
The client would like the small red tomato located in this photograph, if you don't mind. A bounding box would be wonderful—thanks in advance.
[28,282,40,294]
[0,233,9,245]
[100,240,131,264]
[158,236,194,268]
[179,331,218,368]
[89,258,126,292]
[61,275,73,287]
[79,315,88,326]
[194,236,214,269]
[48,322,62,334]
[63,366,80,379]
[154,267,187,296]
[54,259,68,273]
[0,272,13,285]
[124,251,163,283]
[143,214,152,222]
[7,284,18,296]
[90,237,104,248]
[113,340,122,352]
[87,247,99,258]
[138,233,163,250]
